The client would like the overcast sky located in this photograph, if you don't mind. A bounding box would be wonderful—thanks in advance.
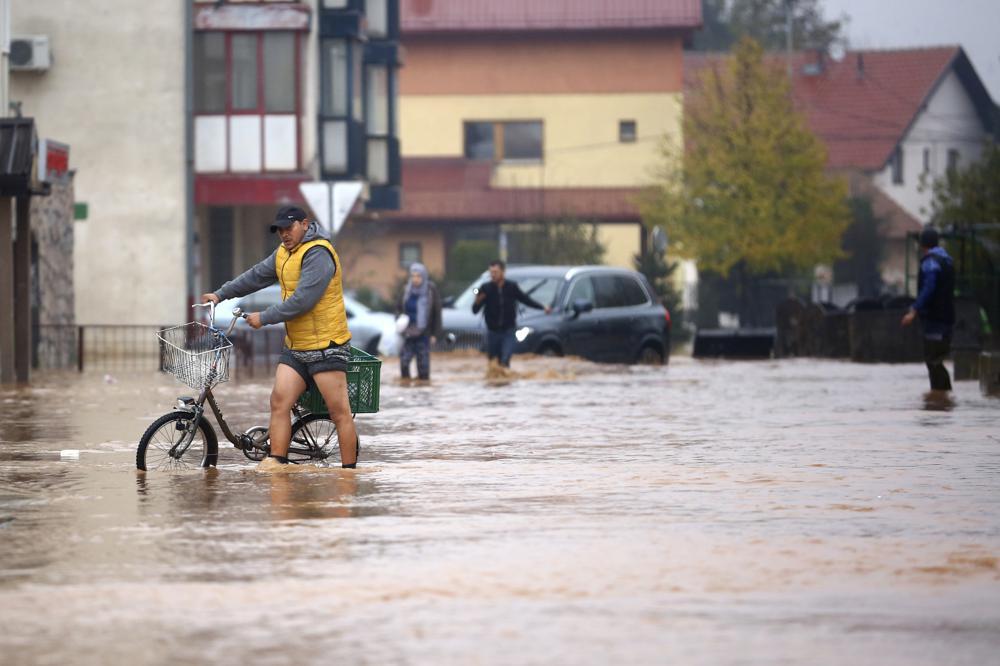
[821,0,1000,101]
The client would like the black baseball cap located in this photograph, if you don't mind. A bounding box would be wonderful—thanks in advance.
[270,205,308,233]
[918,226,940,248]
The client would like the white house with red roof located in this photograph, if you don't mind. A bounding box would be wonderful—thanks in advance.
[687,46,997,294]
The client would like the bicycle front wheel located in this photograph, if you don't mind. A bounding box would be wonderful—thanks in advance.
[137,412,219,471]
[289,414,339,463]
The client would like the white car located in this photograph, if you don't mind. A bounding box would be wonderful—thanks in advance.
[213,284,399,356]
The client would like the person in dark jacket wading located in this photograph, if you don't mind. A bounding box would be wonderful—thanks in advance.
[901,226,955,393]
[472,260,551,369]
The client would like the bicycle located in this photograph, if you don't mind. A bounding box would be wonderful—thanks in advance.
[136,302,381,472]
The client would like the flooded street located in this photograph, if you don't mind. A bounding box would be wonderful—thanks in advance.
[1,353,998,665]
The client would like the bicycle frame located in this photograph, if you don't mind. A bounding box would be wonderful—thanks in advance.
[167,302,317,461]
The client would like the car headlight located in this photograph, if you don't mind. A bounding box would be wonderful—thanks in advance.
[515,326,533,343]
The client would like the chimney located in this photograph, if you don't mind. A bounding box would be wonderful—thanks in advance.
[856,53,865,81]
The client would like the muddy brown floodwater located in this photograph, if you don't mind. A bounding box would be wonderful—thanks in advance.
[0,353,998,665]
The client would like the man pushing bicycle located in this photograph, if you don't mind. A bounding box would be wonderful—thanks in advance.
[201,205,359,470]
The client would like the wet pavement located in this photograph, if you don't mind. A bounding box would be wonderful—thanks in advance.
[1,353,998,665]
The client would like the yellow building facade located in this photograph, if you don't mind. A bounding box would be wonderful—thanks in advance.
[337,5,698,300]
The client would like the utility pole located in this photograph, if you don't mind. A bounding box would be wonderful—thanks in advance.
[785,0,794,79]
[1,0,8,117]
[0,0,11,383]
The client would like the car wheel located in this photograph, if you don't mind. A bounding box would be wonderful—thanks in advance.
[538,342,562,357]
[637,344,663,365]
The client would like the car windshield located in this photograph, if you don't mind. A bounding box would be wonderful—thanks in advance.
[451,273,561,310]
[515,277,561,308]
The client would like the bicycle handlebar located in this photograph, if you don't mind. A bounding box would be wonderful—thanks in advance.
[192,301,215,324]
[225,307,249,336]
[193,301,249,336]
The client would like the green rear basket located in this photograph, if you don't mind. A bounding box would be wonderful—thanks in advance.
[297,346,381,415]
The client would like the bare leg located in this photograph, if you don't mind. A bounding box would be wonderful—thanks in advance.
[269,364,307,458]
[312,369,359,466]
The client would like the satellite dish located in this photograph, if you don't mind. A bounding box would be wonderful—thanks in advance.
[652,227,668,254]
[828,42,847,63]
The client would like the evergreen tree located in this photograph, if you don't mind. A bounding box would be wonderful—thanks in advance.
[929,141,1000,228]
[691,0,846,52]
[642,38,849,324]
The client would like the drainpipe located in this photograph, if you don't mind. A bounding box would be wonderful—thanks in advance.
[184,0,195,317]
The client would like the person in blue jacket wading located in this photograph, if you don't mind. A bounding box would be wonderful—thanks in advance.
[901,226,955,392]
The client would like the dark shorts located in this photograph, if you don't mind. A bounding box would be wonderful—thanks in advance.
[279,340,351,385]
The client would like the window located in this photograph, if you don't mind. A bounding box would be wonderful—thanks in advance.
[366,64,390,184]
[367,138,389,185]
[503,122,542,160]
[231,34,258,111]
[366,66,389,135]
[322,40,349,116]
[193,31,300,115]
[193,31,301,174]
[566,277,595,309]
[320,39,355,176]
[351,42,364,122]
[193,33,225,113]
[322,120,348,172]
[890,146,903,185]
[947,149,960,173]
[263,33,296,113]
[922,147,931,175]
[399,242,422,269]
[463,121,543,162]
[365,0,388,38]
[593,275,625,308]
[615,276,650,306]
[464,122,495,160]
[619,120,637,143]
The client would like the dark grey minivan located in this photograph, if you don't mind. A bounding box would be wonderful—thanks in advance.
[440,265,671,364]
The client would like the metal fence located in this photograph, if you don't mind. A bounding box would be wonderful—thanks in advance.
[36,325,163,373]
[35,324,291,379]
[35,324,483,377]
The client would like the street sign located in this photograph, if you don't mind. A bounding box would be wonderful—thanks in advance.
[298,181,364,237]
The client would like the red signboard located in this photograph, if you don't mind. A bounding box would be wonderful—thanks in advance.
[38,138,70,183]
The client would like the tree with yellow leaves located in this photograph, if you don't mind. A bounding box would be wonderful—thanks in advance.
[643,37,848,324]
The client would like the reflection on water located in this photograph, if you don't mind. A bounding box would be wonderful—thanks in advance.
[1,355,999,664]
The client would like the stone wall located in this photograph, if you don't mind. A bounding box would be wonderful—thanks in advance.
[32,179,75,325]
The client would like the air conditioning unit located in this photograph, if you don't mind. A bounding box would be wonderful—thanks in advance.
[9,35,51,72]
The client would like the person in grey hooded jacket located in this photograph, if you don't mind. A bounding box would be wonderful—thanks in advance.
[396,263,442,380]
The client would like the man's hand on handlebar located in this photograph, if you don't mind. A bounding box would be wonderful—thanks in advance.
[201,293,220,305]
[247,312,264,330]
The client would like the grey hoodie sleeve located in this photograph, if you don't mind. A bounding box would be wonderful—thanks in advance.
[259,246,336,325]
[214,252,278,301]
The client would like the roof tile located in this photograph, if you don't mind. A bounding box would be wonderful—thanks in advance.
[401,0,702,33]
[685,47,961,170]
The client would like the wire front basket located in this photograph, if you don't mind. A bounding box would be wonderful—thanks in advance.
[157,322,233,390]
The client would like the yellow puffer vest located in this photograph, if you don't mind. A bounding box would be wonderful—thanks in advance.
[276,239,351,350]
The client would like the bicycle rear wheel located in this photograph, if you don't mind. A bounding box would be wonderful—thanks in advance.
[137,412,219,471]
[289,414,338,463]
